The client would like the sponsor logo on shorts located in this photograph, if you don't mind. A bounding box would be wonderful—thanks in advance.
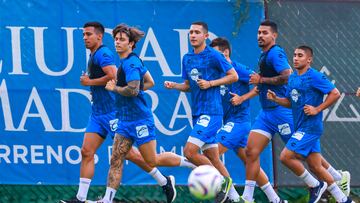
[278,123,291,135]
[222,122,234,133]
[292,131,305,141]
[136,125,149,138]
[196,115,211,127]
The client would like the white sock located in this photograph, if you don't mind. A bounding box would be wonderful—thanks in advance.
[327,183,347,202]
[260,182,280,202]
[103,187,117,202]
[76,178,91,201]
[179,156,196,169]
[228,184,240,200]
[242,180,256,201]
[299,170,319,188]
[327,166,342,181]
[149,168,167,186]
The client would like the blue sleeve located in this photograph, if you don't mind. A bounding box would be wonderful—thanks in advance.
[311,71,335,94]
[267,47,290,73]
[96,47,115,68]
[214,51,233,74]
[182,56,189,80]
[123,58,142,83]
[234,63,252,83]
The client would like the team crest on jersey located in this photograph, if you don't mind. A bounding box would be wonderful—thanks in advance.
[136,125,149,138]
[220,85,227,96]
[291,89,300,102]
[190,68,201,81]
[109,119,119,132]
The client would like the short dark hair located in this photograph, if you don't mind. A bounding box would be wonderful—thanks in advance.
[296,45,313,57]
[260,20,278,33]
[191,21,208,33]
[209,37,232,56]
[83,22,105,34]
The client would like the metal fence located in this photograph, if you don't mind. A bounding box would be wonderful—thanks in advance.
[267,0,360,187]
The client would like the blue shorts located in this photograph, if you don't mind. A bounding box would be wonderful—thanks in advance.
[251,106,293,143]
[85,111,117,139]
[188,115,222,147]
[286,131,321,158]
[116,117,156,147]
[216,121,250,151]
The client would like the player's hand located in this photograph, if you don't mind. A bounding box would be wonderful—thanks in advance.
[105,79,117,91]
[304,104,319,115]
[80,72,91,86]
[267,89,277,101]
[356,87,360,97]
[164,81,175,89]
[229,92,244,106]
[197,79,211,89]
[249,73,261,84]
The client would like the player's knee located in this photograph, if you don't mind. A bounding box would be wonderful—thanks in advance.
[279,152,288,164]
[81,147,95,160]
[245,147,259,160]
[184,149,196,162]
[308,163,322,173]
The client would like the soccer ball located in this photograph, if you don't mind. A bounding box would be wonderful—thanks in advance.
[188,165,223,200]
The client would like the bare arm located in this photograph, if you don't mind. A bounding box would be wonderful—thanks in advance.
[250,69,292,85]
[229,86,259,106]
[196,68,238,90]
[267,89,291,108]
[143,71,155,91]
[80,65,116,86]
[106,80,140,97]
[164,80,190,92]
[304,88,340,115]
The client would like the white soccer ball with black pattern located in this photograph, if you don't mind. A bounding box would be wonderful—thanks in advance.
[188,165,223,200]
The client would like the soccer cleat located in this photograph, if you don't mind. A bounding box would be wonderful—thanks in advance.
[337,170,351,196]
[215,176,233,203]
[308,181,328,203]
[59,197,85,203]
[238,196,254,203]
[270,200,288,203]
[162,175,176,203]
[342,197,355,203]
[224,197,240,203]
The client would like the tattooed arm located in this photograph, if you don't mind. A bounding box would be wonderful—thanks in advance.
[105,80,140,97]
[107,133,133,190]
[250,69,292,85]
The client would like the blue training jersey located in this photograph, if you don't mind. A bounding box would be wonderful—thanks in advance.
[114,53,153,121]
[182,46,233,116]
[286,67,335,135]
[257,45,291,110]
[88,45,116,115]
[221,61,251,123]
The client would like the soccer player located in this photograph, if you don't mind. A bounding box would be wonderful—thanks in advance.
[267,45,354,203]
[95,23,196,203]
[164,22,238,203]
[240,20,350,203]
[210,37,287,203]
[60,22,194,203]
